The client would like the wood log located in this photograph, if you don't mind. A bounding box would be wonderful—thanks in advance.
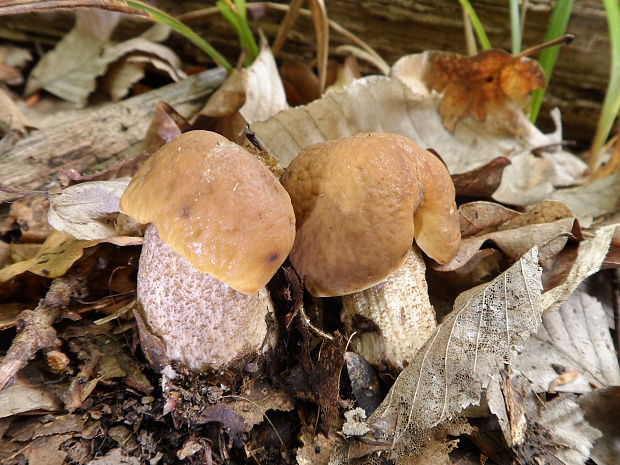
[0,1,613,149]
[0,68,226,201]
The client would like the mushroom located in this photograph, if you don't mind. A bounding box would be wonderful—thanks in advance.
[281,132,460,369]
[120,131,295,372]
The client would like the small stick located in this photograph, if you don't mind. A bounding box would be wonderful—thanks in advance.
[517,34,574,59]
[0,273,86,392]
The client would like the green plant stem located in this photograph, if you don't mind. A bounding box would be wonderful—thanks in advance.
[589,0,620,171]
[510,0,521,54]
[458,0,491,50]
[127,0,233,71]
[529,0,574,123]
[217,0,259,66]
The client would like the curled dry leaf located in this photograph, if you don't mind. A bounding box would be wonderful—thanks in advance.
[198,43,288,142]
[47,178,134,240]
[451,156,511,198]
[26,10,184,106]
[391,50,545,134]
[438,200,576,272]
[25,9,118,105]
[515,285,620,393]
[352,248,542,459]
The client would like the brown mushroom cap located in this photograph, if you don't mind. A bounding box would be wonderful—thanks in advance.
[282,132,460,297]
[120,130,295,294]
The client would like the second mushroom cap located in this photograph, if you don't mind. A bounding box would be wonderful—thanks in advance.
[282,132,460,297]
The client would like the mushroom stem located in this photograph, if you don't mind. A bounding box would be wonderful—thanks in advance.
[136,225,277,372]
[341,246,436,370]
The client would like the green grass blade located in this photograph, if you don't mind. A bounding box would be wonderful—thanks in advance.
[529,0,574,123]
[217,0,258,66]
[458,0,491,50]
[589,0,620,170]
[126,0,233,71]
[510,0,521,54]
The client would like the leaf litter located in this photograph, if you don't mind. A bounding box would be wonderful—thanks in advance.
[0,5,619,465]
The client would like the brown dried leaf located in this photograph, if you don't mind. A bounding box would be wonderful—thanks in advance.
[438,200,575,272]
[280,60,321,106]
[451,157,511,198]
[393,50,545,134]
[540,222,617,313]
[0,231,99,282]
[458,202,520,238]
[6,197,53,242]
[228,381,294,429]
[360,248,543,459]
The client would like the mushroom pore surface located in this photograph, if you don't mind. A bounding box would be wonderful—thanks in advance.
[282,132,460,297]
[120,130,295,294]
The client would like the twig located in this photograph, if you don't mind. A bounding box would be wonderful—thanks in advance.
[0,273,86,392]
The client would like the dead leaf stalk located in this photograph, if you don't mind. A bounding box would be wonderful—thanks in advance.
[0,273,86,392]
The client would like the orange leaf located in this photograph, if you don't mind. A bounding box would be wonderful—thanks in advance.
[423,49,545,132]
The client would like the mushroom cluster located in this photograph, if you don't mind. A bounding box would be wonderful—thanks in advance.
[120,131,295,372]
[282,133,460,368]
[121,130,459,374]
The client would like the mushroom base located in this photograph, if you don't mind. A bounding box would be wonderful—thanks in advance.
[136,225,277,372]
[341,247,436,370]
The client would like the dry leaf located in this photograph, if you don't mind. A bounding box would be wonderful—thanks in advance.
[451,157,511,198]
[458,201,520,237]
[550,168,620,219]
[515,285,620,393]
[25,9,117,104]
[0,44,32,85]
[0,87,34,134]
[579,386,620,465]
[0,231,98,282]
[0,366,61,418]
[392,49,545,134]
[355,248,542,459]
[535,395,601,465]
[228,381,294,429]
[540,222,616,313]
[47,178,131,240]
[239,41,289,123]
[297,427,344,465]
[280,60,321,105]
[438,200,575,272]
[487,373,602,465]
[252,76,523,171]
[25,10,183,106]
[101,33,186,101]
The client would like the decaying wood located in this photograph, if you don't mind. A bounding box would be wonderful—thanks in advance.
[0,273,86,392]
[0,68,226,202]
